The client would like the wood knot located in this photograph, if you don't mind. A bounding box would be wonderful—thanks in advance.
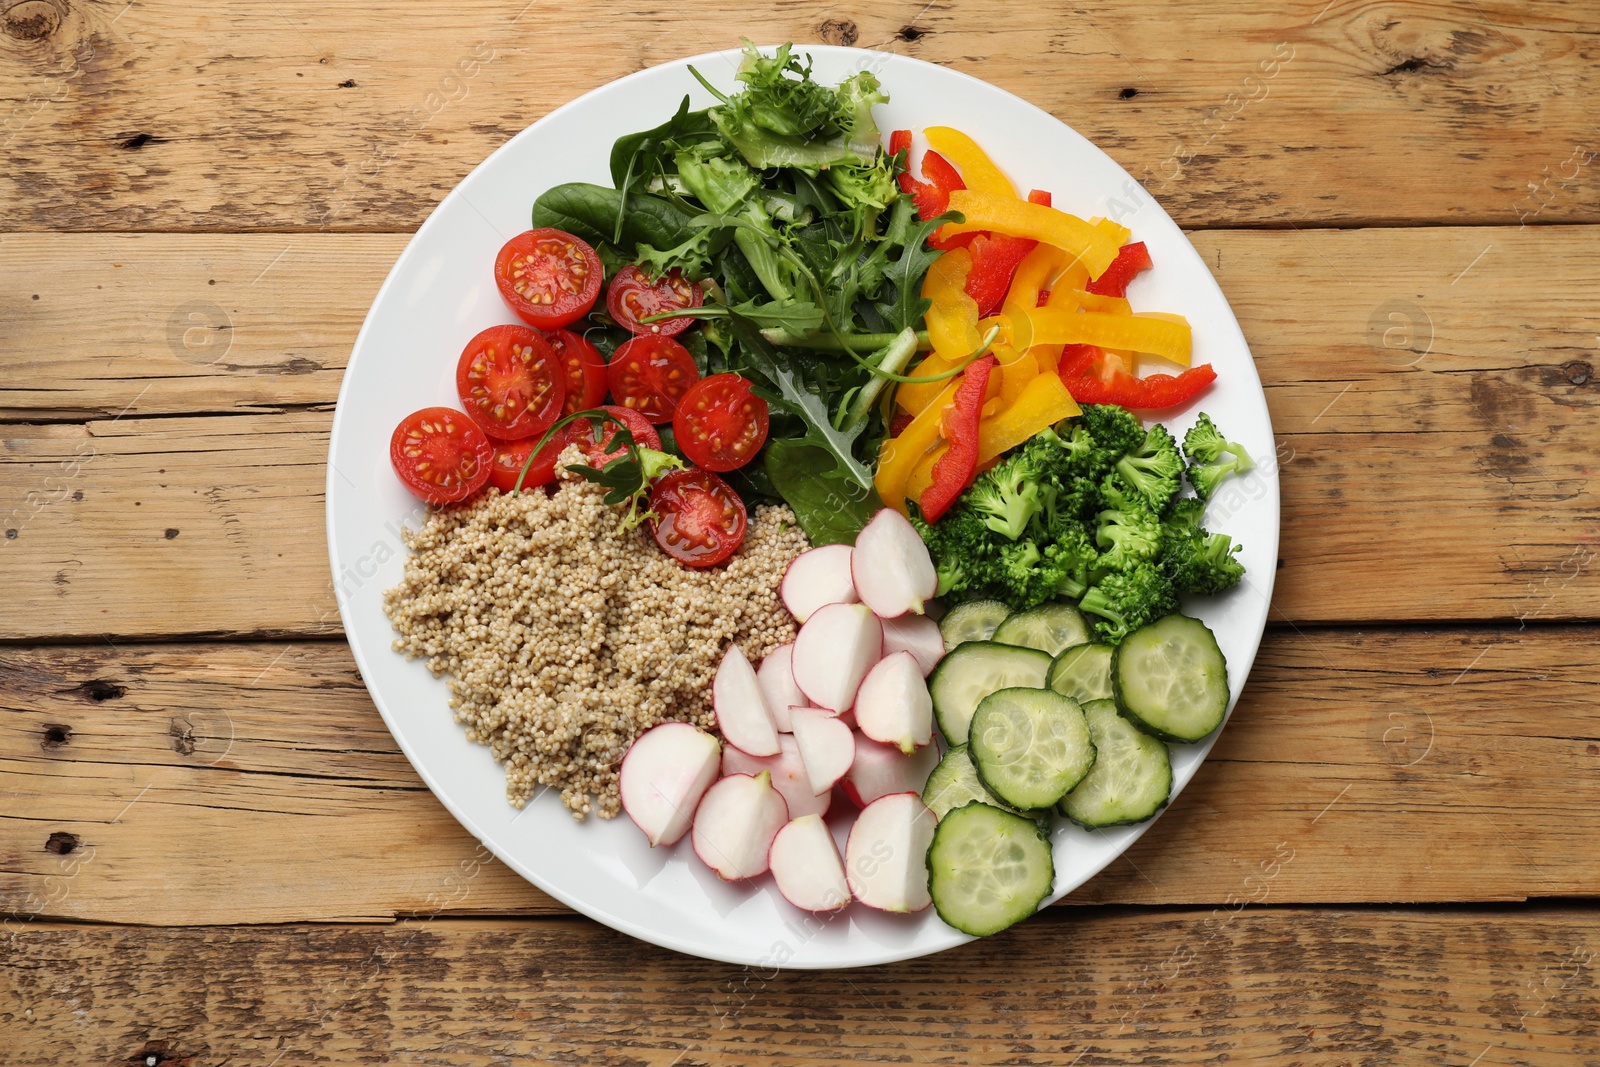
[170,717,196,755]
[1119,87,1139,99]
[45,831,79,854]
[1563,360,1591,386]
[42,723,72,748]
[2,0,62,41]
[79,679,126,702]
[897,24,924,42]
[818,18,857,47]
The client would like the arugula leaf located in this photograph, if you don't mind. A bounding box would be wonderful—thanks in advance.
[764,440,881,545]
[875,208,963,332]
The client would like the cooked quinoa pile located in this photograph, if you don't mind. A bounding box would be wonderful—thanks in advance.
[383,453,807,819]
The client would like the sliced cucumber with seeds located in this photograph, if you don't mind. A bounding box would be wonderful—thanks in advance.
[1114,614,1229,743]
[1059,699,1172,828]
[969,687,1096,809]
[991,602,1092,657]
[1047,642,1115,703]
[927,801,1055,937]
[928,641,1052,746]
[939,599,1013,650]
[922,744,1036,821]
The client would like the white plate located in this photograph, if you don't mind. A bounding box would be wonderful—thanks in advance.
[326,45,1279,969]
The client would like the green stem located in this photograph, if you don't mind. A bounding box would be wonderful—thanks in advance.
[843,328,919,431]
[761,328,931,351]
[510,409,628,496]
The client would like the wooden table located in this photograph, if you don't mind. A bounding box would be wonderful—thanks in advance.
[3,1,1597,1063]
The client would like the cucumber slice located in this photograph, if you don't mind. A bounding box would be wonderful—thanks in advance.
[1113,614,1229,742]
[969,687,1096,809]
[991,602,1092,656]
[1059,699,1172,827]
[927,801,1055,937]
[1047,642,1115,703]
[922,744,1032,821]
[928,641,1052,746]
[939,599,1012,650]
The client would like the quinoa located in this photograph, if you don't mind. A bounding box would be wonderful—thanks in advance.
[383,451,808,819]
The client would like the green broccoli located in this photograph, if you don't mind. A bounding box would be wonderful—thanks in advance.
[1115,423,1183,513]
[967,453,1044,540]
[1183,413,1253,501]
[1079,404,1145,478]
[1094,476,1163,572]
[1044,527,1100,600]
[1078,562,1178,644]
[1160,498,1244,595]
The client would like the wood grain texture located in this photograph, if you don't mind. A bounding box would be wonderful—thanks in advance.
[2,227,1595,636]
[1,1,1598,231]
[4,912,1598,1066]
[3,628,1596,925]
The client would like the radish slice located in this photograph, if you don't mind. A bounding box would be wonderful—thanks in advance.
[756,644,805,733]
[781,544,858,623]
[881,613,944,676]
[722,734,830,818]
[791,602,883,713]
[788,707,855,795]
[842,733,943,808]
[844,792,938,912]
[853,651,934,754]
[691,771,789,881]
[850,509,937,618]
[768,814,850,912]
[618,723,722,847]
[714,643,780,757]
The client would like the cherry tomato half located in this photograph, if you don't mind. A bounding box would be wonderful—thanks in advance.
[455,324,565,442]
[487,436,558,493]
[567,404,663,468]
[607,335,701,424]
[390,407,493,505]
[648,467,748,568]
[673,373,770,472]
[544,328,609,416]
[488,406,665,493]
[606,265,702,337]
[494,229,602,330]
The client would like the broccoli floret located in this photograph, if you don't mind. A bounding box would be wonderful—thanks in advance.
[1183,413,1253,501]
[967,454,1044,540]
[1044,527,1100,600]
[999,539,1042,587]
[1078,562,1178,644]
[1115,423,1183,513]
[1079,404,1145,477]
[1094,476,1163,572]
[1158,495,1245,595]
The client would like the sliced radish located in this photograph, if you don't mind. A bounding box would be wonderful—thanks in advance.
[881,613,944,676]
[791,602,883,713]
[691,770,789,881]
[781,544,858,622]
[842,733,942,808]
[756,644,805,733]
[714,643,780,757]
[853,652,934,754]
[618,723,722,847]
[768,814,850,912]
[787,707,855,796]
[850,509,937,619]
[844,792,938,912]
[722,734,830,818]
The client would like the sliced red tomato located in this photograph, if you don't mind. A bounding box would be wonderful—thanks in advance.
[567,404,663,468]
[494,229,602,330]
[487,436,557,493]
[455,324,565,442]
[390,407,493,504]
[648,468,747,568]
[543,328,608,415]
[673,373,769,472]
[606,265,702,337]
[607,335,701,423]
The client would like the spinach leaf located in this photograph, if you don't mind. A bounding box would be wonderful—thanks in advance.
[532,183,699,257]
[764,440,880,545]
[608,95,719,188]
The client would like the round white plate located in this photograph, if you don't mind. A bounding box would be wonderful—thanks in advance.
[326,45,1279,969]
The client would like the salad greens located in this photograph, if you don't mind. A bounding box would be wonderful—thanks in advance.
[531,40,958,543]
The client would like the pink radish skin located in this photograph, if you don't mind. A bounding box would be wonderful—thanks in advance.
[780,544,858,623]
[618,723,722,847]
[842,734,943,808]
[713,643,780,757]
[881,614,944,676]
[691,771,789,881]
[722,734,830,819]
[787,707,856,796]
[755,644,805,733]
[852,652,934,754]
[768,814,851,912]
[844,792,939,912]
[791,602,883,713]
[850,509,938,619]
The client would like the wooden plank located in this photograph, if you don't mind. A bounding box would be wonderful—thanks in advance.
[3,227,1596,634]
[1,2,1597,231]
[3,628,1595,926]
[4,911,1598,1066]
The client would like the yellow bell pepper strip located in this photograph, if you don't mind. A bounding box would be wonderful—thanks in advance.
[938,191,1128,279]
[896,352,964,414]
[875,378,960,515]
[1002,241,1073,317]
[922,247,982,360]
[906,445,943,502]
[977,372,1081,465]
[1055,289,1132,316]
[922,127,1018,198]
[919,354,998,522]
[1017,305,1192,365]
[999,349,1040,407]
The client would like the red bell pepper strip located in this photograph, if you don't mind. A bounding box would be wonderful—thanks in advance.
[919,354,997,522]
[1085,241,1153,298]
[1057,344,1215,409]
[961,190,1054,317]
[891,129,966,220]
